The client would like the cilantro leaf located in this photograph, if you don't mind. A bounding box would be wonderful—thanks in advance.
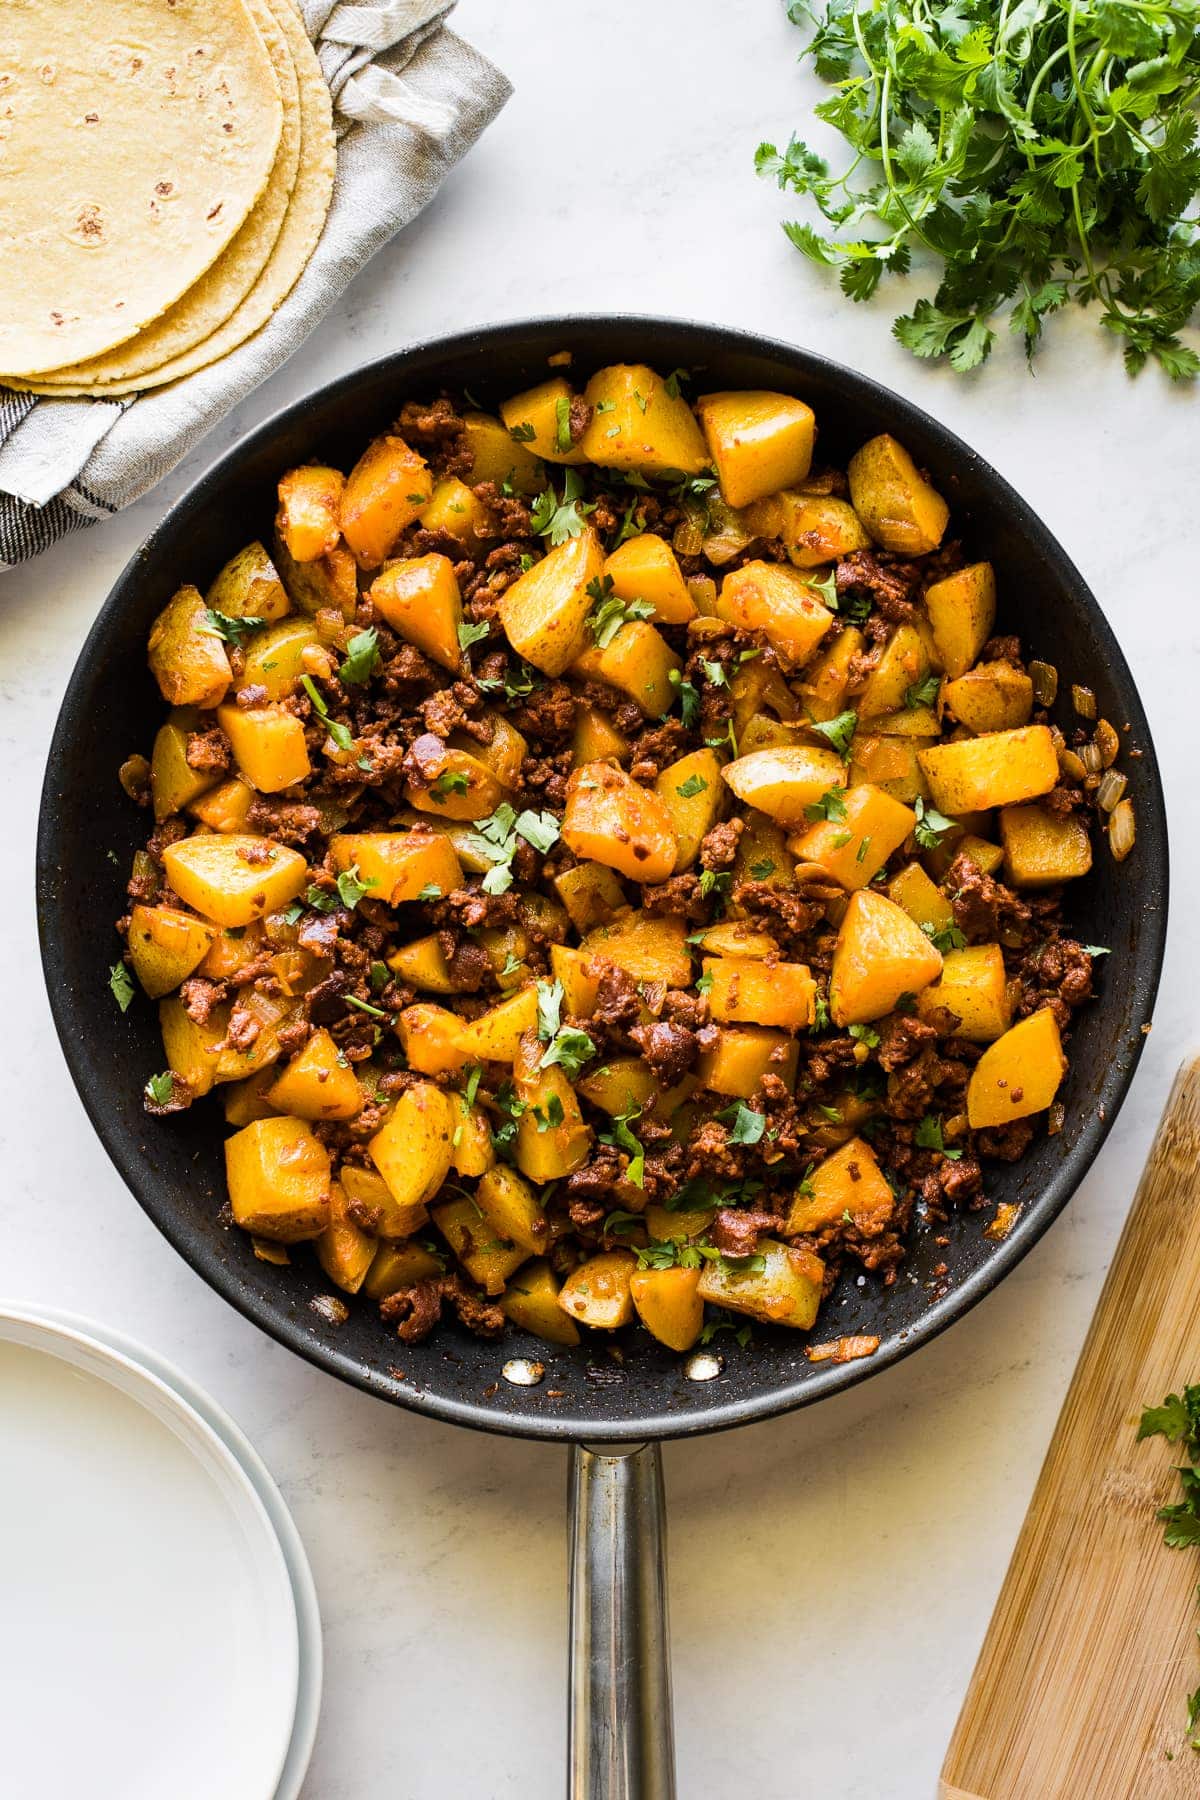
[905,673,941,710]
[716,1101,766,1146]
[144,1070,175,1106]
[300,674,356,756]
[913,796,957,850]
[335,864,377,910]
[585,576,656,647]
[914,1113,962,1160]
[540,1026,597,1079]
[535,979,563,1042]
[677,773,708,799]
[531,468,595,545]
[339,628,381,686]
[109,961,136,1012]
[669,670,701,728]
[457,619,491,654]
[600,1105,646,1187]
[804,786,848,824]
[809,709,857,759]
[201,609,268,647]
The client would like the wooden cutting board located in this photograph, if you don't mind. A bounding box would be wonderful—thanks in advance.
[941,1057,1200,1800]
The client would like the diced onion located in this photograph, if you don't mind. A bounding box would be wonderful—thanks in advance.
[1079,741,1103,774]
[1058,746,1087,782]
[1094,718,1120,768]
[673,519,704,558]
[1030,660,1058,706]
[1108,798,1136,861]
[1072,683,1097,719]
[1096,769,1127,813]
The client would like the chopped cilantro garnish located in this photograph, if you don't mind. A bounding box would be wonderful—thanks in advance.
[677,773,709,799]
[905,672,941,710]
[585,576,656,647]
[715,1101,766,1146]
[804,787,848,824]
[913,796,956,849]
[339,627,381,687]
[144,1070,175,1106]
[914,1113,962,1160]
[531,468,594,545]
[809,708,857,759]
[335,864,377,910]
[109,961,135,1012]
[201,609,268,647]
[457,619,491,654]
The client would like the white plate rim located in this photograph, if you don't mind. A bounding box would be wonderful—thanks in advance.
[0,1302,301,1800]
[21,1301,323,1800]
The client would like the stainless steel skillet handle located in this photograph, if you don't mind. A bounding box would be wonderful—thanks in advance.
[567,1443,676,1800]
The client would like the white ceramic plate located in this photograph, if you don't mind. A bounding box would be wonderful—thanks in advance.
[0,1307,300,1800]
[25,1304,323,1800]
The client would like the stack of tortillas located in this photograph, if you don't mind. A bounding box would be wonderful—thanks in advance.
[0,0,335,397]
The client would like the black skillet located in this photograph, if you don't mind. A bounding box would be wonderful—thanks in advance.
[37,318,1168,1797]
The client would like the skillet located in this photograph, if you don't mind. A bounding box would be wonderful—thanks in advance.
[36,317,1168,1797]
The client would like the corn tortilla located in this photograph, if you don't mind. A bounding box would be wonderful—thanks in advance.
[0,0,284,376]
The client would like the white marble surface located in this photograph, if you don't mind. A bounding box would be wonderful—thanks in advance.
[2,3,1195,1794]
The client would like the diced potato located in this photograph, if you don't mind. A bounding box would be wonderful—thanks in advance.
[944,661,1033,733]
[450,1097,495,1178]
[918,944,1012,1043]
[655,748,723,872]
[571,703,629,766]
[858,624,930,720]
[731,809,795,891]
[603,533,696,624]
[788,783,915,890]
[432,1195,530,1294]
[512,1031,592,1182]
[369,1081,455,1214]
[397,1002,471,1073]
[476,922,533,993]
[582,910,692,987]
[967,1007,1066,1128]
[127,904,215,998]
[563,761,677,883]
[499,377,588,465]
[369,553,464,674]
[240,618,320,701]
[554,861,627,932]
[222,1066,280,1127]
[847,434,949,555]
[388,937,457,996]
[848,734,930,805]
[745,493,871,567]
[217,703,311,794]
[924,563,997,679]
[226,1116,332,1243]
[579,365,708,474]
[830,889,943,1026]
[557,1251,638,1329]
[873,705,941,738]
[497,527,604,675]
[783,1136,895,1235]
[419,477,490,555]
[461,410,546,493]
[630,1267,704,1352]
[923,830,1004,882]
[887,862,955,934]
[717,561,834,668]
[722,746,847,828]
[464,713,526,790]
[267,1028,362,1120]
[148,585,232,709]
[696,389,815,508]
[159,995,225,1097]
[162,834,308,927]
[276,467,345,564]
[362,1240,442,1302]
[550,944,601,1019]
[696,1240,824,1329]
[1000,804,1094,888]
[502,1259,581,1346]
[729,659,802,736]
[452,986,540,1062]
[578,1057,657,1118]
[693,921,779,959]
[704,956,816,1030]
[150,710,218,821]
[273,531,357,621]
[340,1163,428,1241]
[403,737,505,823]
[696,1027,798,1097]
[329,830,463,906]
[918,726,1058,814]
[199,921,264,983]
[341,433,433,567]
[573,618,681,718]
[206,540,290,623]
[475,1164,550,1256]
[214,990,299,1083]
[644,1202,715,1242]
[800,624,865,722]
[316,1181,376,1295]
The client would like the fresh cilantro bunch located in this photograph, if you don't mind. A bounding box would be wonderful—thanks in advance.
[757,0,1200,378]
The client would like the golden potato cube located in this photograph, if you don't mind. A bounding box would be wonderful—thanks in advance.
[800,624,865,722]
[716,561,834,668]
[573,618,682,718]
[923,562,997,679]
[240,618,320,701]
[944,661,1033,733]
[578,1057,657,1118]
[696,389,815,508]
[729,658,802,734]
[655,747,723,872]
[745,493,872,568]
[431,1194,530,1294]
[206,540,290,624]
[847,434,949,555]
[783,1136,895,1235]
[419,476,491,555]
[369,1081,455,1214]
[696,1240,824,1329]
[580,365,708,474]
[967,1006,1066,1128]
[461,410,546,493]
[918,943,1012,1042]
[217,703,311,794]
[404,741,506,824]
[696,1027,799,1098]
[513,1032,592,1183]
[644,1202,715,1243]
[858,624,930,719]
[329,830,463,906]
[722,745,847,828]
[502,1259,581,1346]
[316,1180,376,1295]
[873,704,941,738]
[341,433,433,568]
[162,833,308,928]
[276,466,345,564]
[497,527,605,676]
[225,1116,332,1243]
[159,995,225,1097]
[693,921,779,959]
[554,861,627,932]
[603,532,696,624]
[148,584,232,709]
[452,985,540,1062]
[731,809,795,891]
[397,1002,471,1074]
[1000,803,1094,888]
[499,377,588,464]
[887,862,955,934]
[830,889,943,1026]
[558,1251,638,1329]
[273,531,357,621]
[630,1267,704,1352]
[340,1163,429,1241]
[150,711,219,822]
[363,1240,443,1302]
[222,1066,281,1128]
[475,1164,550,1257]
[789,783,916,890]
[127,904,215,999]
[369,553,464,674]
[918,725,1058,814]
[847,734,930,804]
[571,703,629,767]
[582,910,692,988]
[550,944,602,1019]
[388,936,457,996]
[450,1097,495,1178]
[704,956,816,1030]
[214,989,299,1084]
[563,761,678,884]
[267,1027,362,1120]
